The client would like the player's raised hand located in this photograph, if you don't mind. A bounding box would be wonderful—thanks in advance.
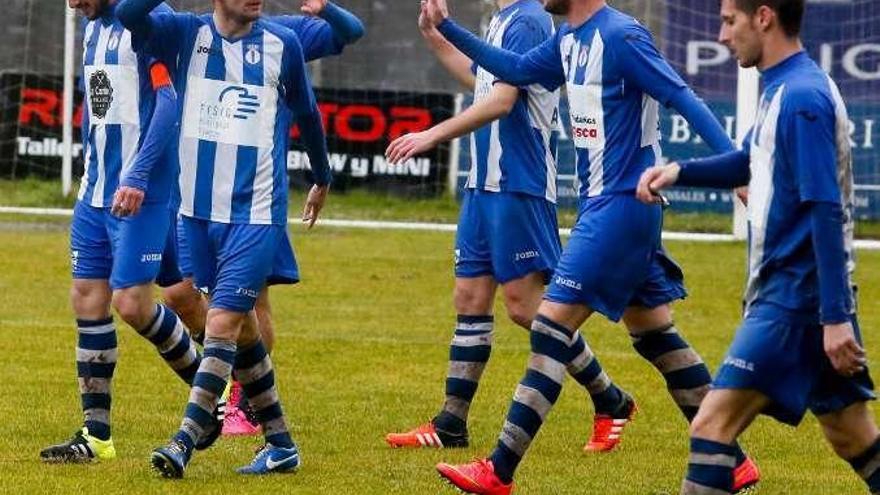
[302,184,330,229]
[636,163,680,204]
[418,1,435,34]
[111,186,145,217]
[385,130,438,165]
[824,322,867,377]
[424,0,449,27]
[300,0,328,16]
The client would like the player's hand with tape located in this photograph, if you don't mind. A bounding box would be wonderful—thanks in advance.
[636,163,680,206]
[824,322,867,377]
[302,184,330,229]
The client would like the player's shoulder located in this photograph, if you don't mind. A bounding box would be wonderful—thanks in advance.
[153,2,174,14]
[603,9,651,43]
[780,68,836,117]
[260,18,302,46]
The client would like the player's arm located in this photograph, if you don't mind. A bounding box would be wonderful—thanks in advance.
[116,0,165,35]
[781,90,863,375]
[420,8,475,91]
[282,35,332,228]
[270,1,365,62]
[112,62,179,217]
[636,131,751,204]
[424,0,564,90]
[386,83,517,164]
[615,25,734,154]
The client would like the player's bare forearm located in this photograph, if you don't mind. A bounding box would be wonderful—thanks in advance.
[423,29,476,91]
[434,84,516,141]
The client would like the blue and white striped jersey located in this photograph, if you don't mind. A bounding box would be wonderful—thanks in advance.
[78,3,175,207]
[743,51,855,315]
[468,0,560,202]
[140,14,325,225]
[490,6,690,199]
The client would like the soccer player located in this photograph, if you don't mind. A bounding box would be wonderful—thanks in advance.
[117,0,333,477]
[157,0,365,437]
[39,0,208,464]
[420,0,760,492]
[384,0,637,453]
[637,1,880,493]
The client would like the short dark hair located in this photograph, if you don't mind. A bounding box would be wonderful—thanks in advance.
[734,0,805,37]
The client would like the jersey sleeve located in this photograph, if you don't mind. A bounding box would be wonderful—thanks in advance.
[128,11,191,67]
[438,18,565,91]
[779,88,842,204]
[269,15,341,62]
[614,24,687,106]
[497,15,552,87]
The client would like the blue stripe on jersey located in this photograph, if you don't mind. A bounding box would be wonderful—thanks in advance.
[231,37,266,223]
[100,24,125,206]
[193,34,226,219]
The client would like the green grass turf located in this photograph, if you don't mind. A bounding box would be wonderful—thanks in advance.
[0,221,878,494]
[4,178,880,238]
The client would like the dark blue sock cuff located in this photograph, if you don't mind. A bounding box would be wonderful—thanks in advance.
[457,314,494,324]
[77,317,114,327]
[234,341,268,369]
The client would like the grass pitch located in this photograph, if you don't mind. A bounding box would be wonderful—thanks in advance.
[0,219,878,494]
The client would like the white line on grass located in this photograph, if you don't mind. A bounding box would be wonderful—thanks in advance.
[3,205,880,250]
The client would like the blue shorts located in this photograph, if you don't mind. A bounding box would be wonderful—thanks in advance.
[180,217,285,312]
[455,190,561,284]
[714,302,875,426]
[70,201,172,290]
[160,215,299,287]
[544,194,686,322]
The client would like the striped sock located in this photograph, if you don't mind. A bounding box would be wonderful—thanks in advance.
[489,315,572,484]
[682,437,736,494]
[632,325,747,465]
[77,318,117,441]
[138,304,201,385]
[849,436,880,493]
[434,315,494,434]
[175,337,235,450]
[567,331,626,415]
[234,341,294,448]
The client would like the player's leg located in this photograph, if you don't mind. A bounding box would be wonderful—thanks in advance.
[110,204,201,386]
[162,278,208,342]
[495,192,634,452]
[811,315,880,492]
[255,288,275,352]
[683,389,768,494]
[438,300,594,493]
[387,191,498,448]
[41,202,117,463]
[161,217,208,341]
[151,221,291,478]
[818,403,880,493]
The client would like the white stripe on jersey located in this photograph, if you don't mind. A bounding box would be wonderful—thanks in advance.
[467,133,478,189]
[118,29,140,182]
[178,25,214,217]
[526,83,559,202]
[826,75,857,302]
[640,94,661,150]
[584,31,606,197]
[481,12,516,192]
[77,22,97,203]
[744,85,785,310]
[250,30,284,225]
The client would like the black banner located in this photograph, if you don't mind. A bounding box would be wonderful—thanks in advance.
[1,73,455,197]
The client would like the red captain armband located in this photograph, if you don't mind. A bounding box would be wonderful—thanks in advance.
[149,62,173,90]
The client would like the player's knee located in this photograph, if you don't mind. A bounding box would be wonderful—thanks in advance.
[504,297,535,330]
[112,290,153,329]
[70,281,111,319]
[163,283,199,316]
[820,410,877,459]
[453,285,492,315]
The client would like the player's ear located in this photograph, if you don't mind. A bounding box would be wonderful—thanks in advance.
[754,5,775,34]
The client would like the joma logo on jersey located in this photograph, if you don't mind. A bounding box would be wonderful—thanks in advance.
[236,287,259,298]
[197,45,221,56]
[89,70,114,119]
[141,253,162,263]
